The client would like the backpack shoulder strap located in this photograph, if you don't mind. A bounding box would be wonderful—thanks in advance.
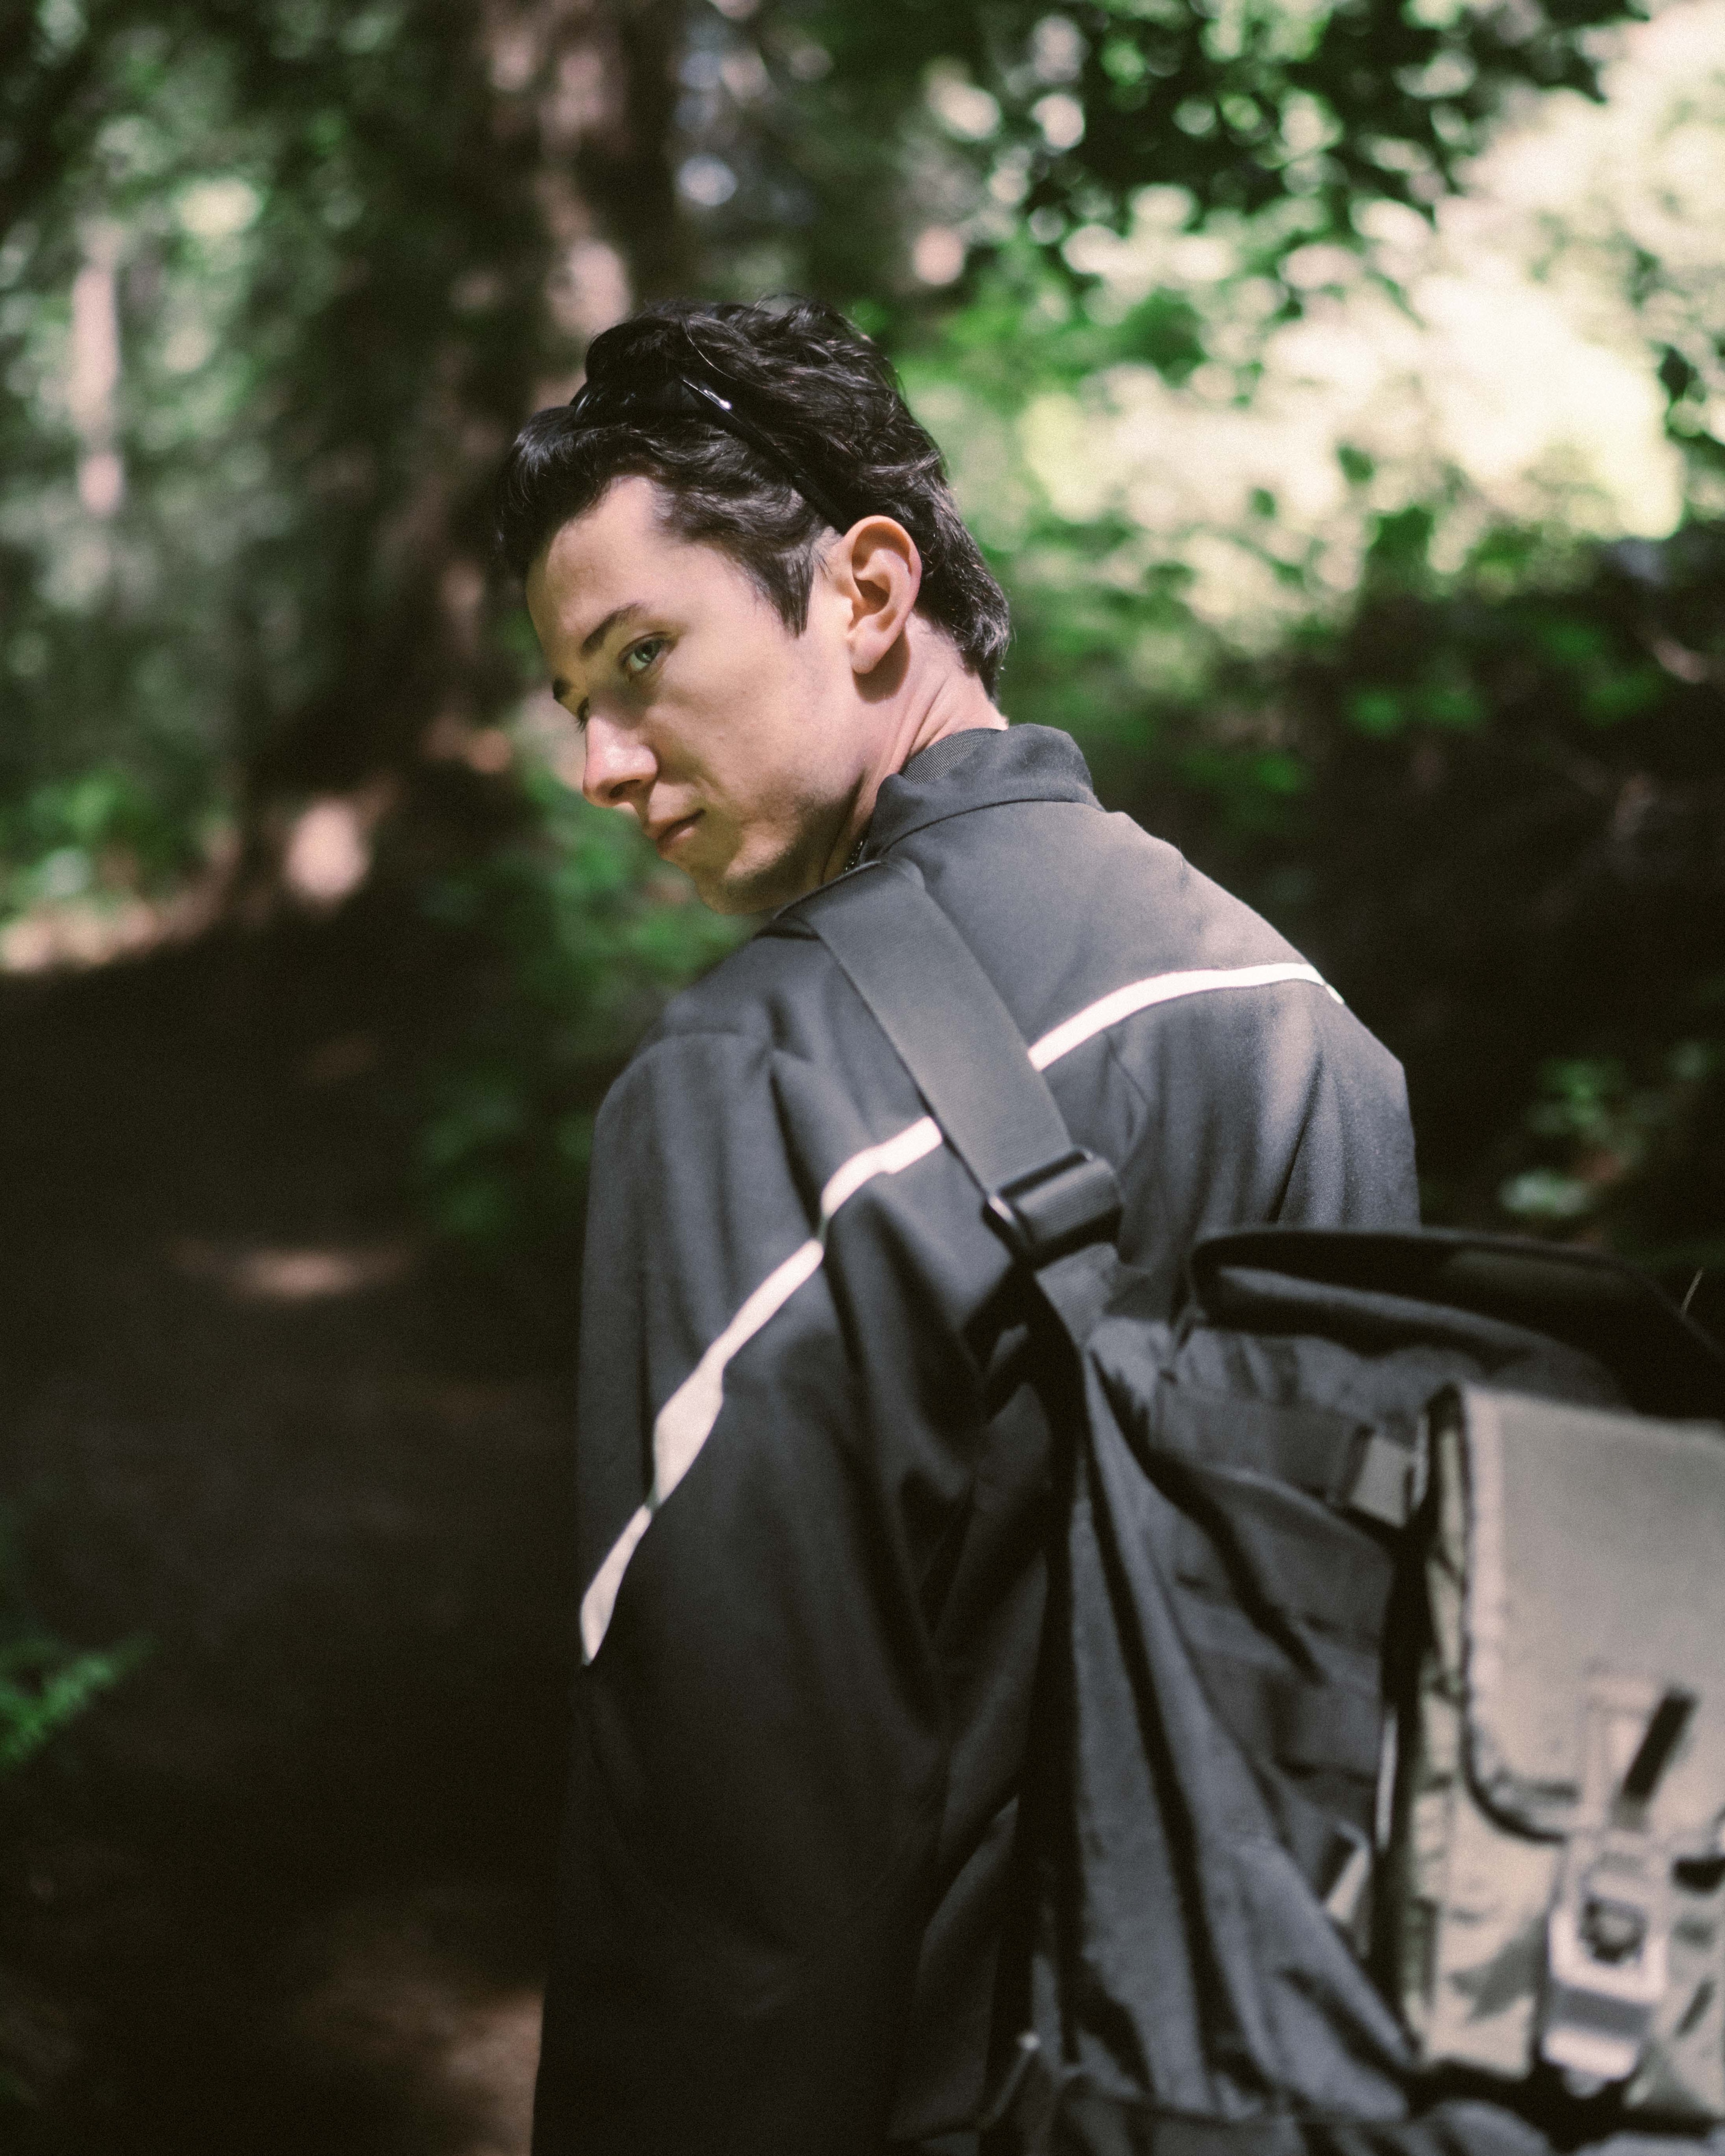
[790,860,1121,1265]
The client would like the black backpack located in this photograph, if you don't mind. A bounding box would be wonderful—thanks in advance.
[798,859,1725,2156]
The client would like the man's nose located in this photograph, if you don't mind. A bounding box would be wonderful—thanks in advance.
[580,714,656,811]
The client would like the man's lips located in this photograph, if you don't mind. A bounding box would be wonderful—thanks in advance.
[650,812,700,857]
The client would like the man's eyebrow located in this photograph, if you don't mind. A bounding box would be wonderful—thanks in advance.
[580,601,647,659]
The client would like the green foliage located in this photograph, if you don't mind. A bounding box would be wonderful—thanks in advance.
[0,1633,145,1777]
[0,0,1666,893]
[690,0,1641,305]
[0,765,205,916]
[1500,1042,1725,1265]
[0,0,581,923]
[0,1510,146,1780]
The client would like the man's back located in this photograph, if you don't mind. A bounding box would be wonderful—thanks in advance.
[535,725,1417,2153]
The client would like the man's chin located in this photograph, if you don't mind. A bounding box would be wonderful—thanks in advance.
[687,874,753,918]
[686,845,815,919]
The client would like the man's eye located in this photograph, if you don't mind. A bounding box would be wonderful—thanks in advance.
[622,637,667,680]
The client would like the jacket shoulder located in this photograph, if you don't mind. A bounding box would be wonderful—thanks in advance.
[634,913,837,1056]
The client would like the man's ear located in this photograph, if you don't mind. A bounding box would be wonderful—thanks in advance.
[830,517,923,677]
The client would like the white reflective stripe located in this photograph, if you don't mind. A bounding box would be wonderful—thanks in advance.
[579,1503,653,1663]
[1028,960,1338,1072]
[583,1142,935,1660]
[818,1114,940,1221]
[653,1236,825,1507]
[580,956,1338,1660]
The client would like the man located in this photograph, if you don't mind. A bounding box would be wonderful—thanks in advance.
[498,299,1419,2156]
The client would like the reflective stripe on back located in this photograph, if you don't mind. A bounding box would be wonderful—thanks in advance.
[580,960,1339,1660]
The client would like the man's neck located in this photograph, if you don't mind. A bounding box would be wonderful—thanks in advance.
[900,668,1004,765]
[822,641,1004,884]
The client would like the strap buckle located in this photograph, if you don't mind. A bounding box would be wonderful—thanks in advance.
[1342,1426,1425,1527]
[986,1149,1122,1266]
[1539,1676,1697,2092]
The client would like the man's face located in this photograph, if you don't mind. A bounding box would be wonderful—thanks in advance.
[526,476,866,915]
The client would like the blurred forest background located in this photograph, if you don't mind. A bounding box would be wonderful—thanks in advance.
[3,0,1725,2146]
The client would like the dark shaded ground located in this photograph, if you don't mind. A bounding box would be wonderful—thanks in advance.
[0,897,576,2152]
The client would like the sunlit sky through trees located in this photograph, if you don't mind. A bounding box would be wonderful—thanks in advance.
[915,0,1725,642]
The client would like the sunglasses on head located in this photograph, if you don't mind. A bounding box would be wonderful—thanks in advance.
[565,371,854,537]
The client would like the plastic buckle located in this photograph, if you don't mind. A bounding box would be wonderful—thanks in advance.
[986,1149,1122,1266]
[1345,1427,1425,1528]
[1543,1829,1670,2090]
[1539,1676,1696,2092]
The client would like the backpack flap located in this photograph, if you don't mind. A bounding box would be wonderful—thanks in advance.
[1398,1384,1725,2120]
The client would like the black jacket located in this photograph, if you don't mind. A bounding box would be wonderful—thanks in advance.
[532,726,1419,2155]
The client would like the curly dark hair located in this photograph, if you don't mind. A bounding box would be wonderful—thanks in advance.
[494,299,1011,695]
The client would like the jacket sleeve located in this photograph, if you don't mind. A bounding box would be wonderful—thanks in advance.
[532,1025,1007,2156]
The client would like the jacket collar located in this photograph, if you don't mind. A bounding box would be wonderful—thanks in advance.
[863,724,1099,857]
